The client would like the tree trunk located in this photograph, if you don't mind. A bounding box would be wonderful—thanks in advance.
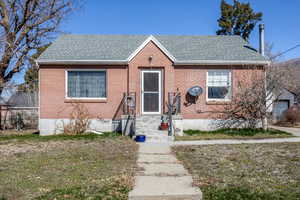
[262,117,268,130]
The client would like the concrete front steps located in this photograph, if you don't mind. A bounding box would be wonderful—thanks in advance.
[129,143,202,200]
[129,176,201,200]
[135,115,173,143]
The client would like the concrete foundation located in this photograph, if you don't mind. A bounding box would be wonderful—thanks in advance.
[39,117,258,135]
[182,119,219,130]
[39,118,115,135]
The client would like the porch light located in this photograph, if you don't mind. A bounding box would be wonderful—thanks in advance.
[148,55,153,63]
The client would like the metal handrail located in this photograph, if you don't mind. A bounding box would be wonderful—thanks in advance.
[122,92,136,136]
[123,92,136,115]
[167,92,181,136]
[167,92,181,115]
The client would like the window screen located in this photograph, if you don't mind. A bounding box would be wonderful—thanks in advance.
[207,70,231,100]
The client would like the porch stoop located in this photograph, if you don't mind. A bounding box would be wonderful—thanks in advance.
[135,115,174,143]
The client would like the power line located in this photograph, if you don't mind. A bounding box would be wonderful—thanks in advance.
[271,44,300,59]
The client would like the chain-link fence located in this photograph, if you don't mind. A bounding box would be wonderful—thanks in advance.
[1,107,38,130]
[0,91,39,131]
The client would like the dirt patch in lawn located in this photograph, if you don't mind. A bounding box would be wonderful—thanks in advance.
[0,137,138,200]
[173,143,300,199]
[0,141,67,157]
[0,129,38,136]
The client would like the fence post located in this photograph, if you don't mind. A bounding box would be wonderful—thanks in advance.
[0,105,2,130]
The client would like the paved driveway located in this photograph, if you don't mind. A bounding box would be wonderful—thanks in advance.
[270,125,300,137]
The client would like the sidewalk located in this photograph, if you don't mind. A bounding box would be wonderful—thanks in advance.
[129,143,202,200]
[270,125,300,137]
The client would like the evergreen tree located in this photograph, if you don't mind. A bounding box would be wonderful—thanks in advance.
[18,44,51,92]
[216,0,263,41]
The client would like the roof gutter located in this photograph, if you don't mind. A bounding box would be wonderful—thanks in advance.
[174,60,270,66]
[36,59,128,65]
[37,59,270,66]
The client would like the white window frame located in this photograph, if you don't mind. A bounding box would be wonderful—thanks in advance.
[65,69,107,100]
[206,70,232,102]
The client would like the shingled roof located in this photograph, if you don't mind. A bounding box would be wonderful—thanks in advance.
[37,34,269,65]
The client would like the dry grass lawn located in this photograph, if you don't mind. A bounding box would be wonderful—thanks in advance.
[0,135,138,200]
[173,143,300,200]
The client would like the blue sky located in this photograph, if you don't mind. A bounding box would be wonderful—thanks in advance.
[61,0,300,61]
[8,0,300,93]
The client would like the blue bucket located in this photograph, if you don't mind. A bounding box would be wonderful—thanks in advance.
[135,135,146,142]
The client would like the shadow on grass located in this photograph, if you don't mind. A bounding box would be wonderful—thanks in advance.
[184,128,291,136]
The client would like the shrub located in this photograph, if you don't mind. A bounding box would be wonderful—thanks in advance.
[284,104,300,125]
[63,103,91,135]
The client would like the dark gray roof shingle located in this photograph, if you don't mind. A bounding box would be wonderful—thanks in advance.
[38,34,267,63]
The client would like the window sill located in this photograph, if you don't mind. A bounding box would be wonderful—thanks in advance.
[64,99,107,103]
[206,100,231,105]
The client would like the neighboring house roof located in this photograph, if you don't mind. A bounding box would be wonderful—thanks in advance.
[7,92,38,107]
[0,96,8,106]
[37,34,269,65]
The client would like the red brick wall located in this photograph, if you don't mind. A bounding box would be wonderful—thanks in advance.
[39,65,128,119]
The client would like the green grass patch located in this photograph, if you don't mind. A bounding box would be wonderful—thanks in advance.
[0,132,121,144]
[176,128,292,141]
[184,128,290,136]
[202,186,300,200]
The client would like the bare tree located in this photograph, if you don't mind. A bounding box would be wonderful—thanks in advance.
[216,68,266,129]
[218,39,297,130]
[218,64,295,130]
[0,0,79,92]
[265,42,280,62]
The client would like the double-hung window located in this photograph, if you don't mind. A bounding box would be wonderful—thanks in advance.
[207,70,231,101]
[67,70,106,99]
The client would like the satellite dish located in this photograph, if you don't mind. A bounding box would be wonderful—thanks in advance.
[188,86,203,97]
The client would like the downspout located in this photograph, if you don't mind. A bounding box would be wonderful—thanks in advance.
[35,60,41,133]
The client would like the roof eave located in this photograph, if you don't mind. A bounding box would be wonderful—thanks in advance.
[37,59,270,66]
[36,59,128,65]
[174,60,270,66]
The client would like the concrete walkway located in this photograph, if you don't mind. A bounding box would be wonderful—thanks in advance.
[129,143,202,200]
[270,125,300,137]
[173,137,300,146]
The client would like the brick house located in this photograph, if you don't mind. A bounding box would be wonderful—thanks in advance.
[37,34,269,138]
